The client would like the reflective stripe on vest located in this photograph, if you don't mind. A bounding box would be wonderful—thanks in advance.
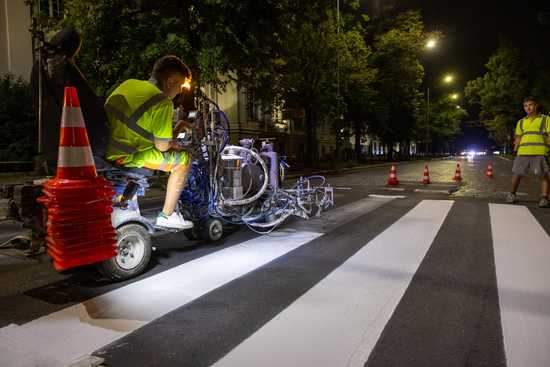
[109,139,137,155]
[105,93,167,142]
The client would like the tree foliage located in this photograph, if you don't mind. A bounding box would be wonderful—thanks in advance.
[30,1,462,162]
[465,41,527,146]
[367,10,426,156]
[0,75,37,161]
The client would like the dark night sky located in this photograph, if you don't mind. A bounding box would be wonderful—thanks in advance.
[364,0,550,94]
[362,1,550,149]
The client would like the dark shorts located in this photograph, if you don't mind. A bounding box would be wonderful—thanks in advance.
[512,156,550,177]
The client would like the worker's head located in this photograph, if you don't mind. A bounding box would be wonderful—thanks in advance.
[49,27,82,59]
[151,55,192,99]
[523,96,539,116]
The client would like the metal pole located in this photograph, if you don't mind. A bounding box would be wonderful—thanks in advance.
[35,1,43,155]
[426,87,430,155]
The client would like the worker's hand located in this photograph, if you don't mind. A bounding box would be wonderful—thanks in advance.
[169,140,184,151]
[174,120,193,138]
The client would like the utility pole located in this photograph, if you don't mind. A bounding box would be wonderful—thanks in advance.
[425,87,430,155]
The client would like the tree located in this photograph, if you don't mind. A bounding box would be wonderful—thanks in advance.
[367,10,426,158]
[415,96,467,153]
[465,40,527,147]
[275,1,374,164]
[0,75,36,162]
[46,0,291,97]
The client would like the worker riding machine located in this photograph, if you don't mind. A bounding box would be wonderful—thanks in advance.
[91,93,334,280]
[0,27,334,281]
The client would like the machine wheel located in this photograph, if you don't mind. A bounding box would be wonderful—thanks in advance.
[183,227,200,241]
[200,218,223,242]
[97,224,152,281]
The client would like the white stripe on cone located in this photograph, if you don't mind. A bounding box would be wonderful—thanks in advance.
[61,106,87,128]
[57,146,94,168]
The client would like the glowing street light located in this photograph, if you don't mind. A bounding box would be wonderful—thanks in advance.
[426,39,437,49]
[451,93,459,100]
[443,74,454,84]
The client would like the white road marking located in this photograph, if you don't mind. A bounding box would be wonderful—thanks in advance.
[213,200,454,367]
[489,204,550,367]
[0,231,321,367]
[413,188,450,194]
[382,187,406,191]
[368,194,406,199]
[497,156,513,162]
[0,196,397,367]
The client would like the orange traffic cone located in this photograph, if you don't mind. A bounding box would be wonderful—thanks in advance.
[56,87,97,179]
[454,163,463,182]
[38,86,117,272]
[486,162,494,179]
[421,165,431,184]
[387,164,400,186]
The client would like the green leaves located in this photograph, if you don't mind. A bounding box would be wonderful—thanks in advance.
[465,41,527,146]
[0,75,36,161]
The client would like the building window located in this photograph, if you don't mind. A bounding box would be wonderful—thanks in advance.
[38,0,65,19]
[246,90,257,120]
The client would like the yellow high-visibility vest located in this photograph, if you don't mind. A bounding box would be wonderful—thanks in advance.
[104,79,173,165]
[515,114,549,155]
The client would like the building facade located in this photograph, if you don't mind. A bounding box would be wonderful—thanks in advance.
[0,0,34,81]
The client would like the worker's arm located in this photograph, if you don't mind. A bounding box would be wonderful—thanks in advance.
[154,120,193,152]
[154,139,172,152]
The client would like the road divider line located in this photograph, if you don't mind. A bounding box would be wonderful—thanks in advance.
[489,204,550,367]
[368,194,406,199]
[413,189,450,194]
[212,200,454,367]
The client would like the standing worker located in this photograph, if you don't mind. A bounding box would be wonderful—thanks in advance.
[105,55,194,229]
[507,96,550,207]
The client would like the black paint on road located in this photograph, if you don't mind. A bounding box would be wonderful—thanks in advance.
[365,200,506,367]
[95,198,420,367]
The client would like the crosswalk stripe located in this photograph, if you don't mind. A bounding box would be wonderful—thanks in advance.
[0,196,397,367]
[212,200,454,367]
[489,204,550,367]
[0,231,322,367]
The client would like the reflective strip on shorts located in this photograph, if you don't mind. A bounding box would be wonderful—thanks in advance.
[172,152,181,171]
[158,152,170,171]
[58,146,94,167]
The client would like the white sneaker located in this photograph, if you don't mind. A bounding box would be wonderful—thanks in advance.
[155,211,194,230]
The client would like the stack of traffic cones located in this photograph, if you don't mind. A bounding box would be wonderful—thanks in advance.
[453,163,463,182]
[421,165,431,184]
[37,87,117,271]
[387,164,400,186]
[486,162,494,179]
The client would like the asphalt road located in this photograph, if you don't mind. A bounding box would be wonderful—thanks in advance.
[1,155,549,367]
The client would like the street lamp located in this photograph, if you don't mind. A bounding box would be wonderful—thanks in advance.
[426,39,437,49]
[443,74,454,84]
[451,93,459,100]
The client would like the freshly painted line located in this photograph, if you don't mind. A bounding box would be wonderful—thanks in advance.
[413,188,450,194]
[368,194,406,199]
[0,230,322,367]
[489,204,550,367]
[212,200,454,367]
[497,156,512,162]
